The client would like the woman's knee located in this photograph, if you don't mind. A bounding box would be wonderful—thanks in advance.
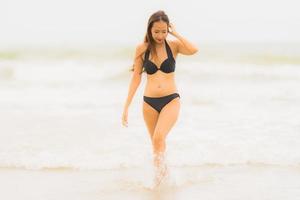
[152,131,165,145]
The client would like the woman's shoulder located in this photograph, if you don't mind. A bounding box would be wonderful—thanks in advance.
[136,42,148,54]
[166,39,178,57]
[134,42,148,60]
[167,39,178,49]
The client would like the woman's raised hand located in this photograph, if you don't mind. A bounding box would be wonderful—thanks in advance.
[168,23,178,37]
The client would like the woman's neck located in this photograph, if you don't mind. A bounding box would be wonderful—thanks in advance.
[155,40,165,48]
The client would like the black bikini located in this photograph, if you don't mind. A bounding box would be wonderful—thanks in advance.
[143,40,175,74]
[143,40,180,113]
[144,93,180,113]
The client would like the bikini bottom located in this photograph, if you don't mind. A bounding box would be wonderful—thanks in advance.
[143,93,180,113]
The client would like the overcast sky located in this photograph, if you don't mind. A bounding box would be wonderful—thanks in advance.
[1,0,300,48]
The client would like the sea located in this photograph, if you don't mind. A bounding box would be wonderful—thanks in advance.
[0,42,300,199]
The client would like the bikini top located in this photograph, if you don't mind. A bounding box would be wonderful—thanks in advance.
[143,40,176,75]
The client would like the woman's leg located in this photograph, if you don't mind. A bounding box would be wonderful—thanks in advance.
[143,101,159,143]
[152,97,180,155]
[152,97,180,185]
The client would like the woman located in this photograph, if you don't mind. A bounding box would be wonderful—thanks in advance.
[121,10,198,185]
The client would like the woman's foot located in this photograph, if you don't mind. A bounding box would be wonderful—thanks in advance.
[154,162,169,187]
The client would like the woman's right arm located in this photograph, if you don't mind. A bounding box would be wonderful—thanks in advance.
[122,43,146,127]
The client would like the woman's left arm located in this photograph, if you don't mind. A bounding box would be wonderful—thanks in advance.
[169,23,198,55]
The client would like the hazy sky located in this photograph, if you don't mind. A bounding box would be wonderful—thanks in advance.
[1,0,300,48]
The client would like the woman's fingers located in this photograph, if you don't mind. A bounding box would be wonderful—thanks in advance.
[168,23,178,36]
[168,23,174,31]
[122,112,128,127]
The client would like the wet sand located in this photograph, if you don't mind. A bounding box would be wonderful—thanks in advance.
[1,164,300,200]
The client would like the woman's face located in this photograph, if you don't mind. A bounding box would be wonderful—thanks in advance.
[151,21,168,44]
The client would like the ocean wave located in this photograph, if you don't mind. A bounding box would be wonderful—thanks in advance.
[0,161,299,171]
[1,43,300,65]
[0,145,299,171]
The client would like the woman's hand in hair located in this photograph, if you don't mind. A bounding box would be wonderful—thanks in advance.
[168,23,179,37]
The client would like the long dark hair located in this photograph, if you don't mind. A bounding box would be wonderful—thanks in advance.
[131,10,170,73]
[144,10,170,59]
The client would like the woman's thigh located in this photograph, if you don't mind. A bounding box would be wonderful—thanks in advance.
[153,97,180,139]
[143,102,159,139]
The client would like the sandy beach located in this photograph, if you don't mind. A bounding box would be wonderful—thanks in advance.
[1,164,300,200]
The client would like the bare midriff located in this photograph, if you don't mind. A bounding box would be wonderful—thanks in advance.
[144,71,178,97]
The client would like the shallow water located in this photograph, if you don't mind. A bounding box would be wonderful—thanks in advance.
[0,45,300,198]
[1,165,300,200]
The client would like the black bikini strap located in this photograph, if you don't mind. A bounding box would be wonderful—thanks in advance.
[145,42,172,60]
[165,40,173,58]
[144,48,150,61]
